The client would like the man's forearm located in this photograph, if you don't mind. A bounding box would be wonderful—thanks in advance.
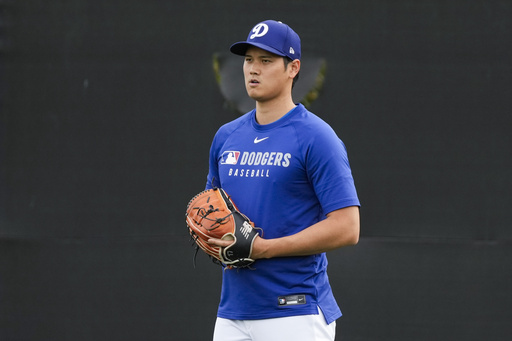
[251,206,360,259]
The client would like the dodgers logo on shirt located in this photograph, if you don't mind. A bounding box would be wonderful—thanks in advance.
[221,150,292,179]
[220,151,240,165]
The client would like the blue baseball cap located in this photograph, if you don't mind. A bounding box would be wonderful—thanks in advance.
[230,20,301,60]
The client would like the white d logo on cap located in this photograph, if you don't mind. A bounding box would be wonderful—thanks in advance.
[250,23,269,39]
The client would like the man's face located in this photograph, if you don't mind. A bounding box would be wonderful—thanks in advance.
[243,46,295,103]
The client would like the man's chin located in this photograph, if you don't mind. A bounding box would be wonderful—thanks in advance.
[247,93,263,102]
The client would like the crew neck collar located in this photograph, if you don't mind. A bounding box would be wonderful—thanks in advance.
[251,104,303,131]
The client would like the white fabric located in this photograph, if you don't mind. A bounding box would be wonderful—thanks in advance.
[212,307,336,341]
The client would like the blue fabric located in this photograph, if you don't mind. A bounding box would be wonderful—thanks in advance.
[206,104,360,324]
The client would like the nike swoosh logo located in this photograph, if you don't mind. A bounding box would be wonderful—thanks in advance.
[254,137,269,144]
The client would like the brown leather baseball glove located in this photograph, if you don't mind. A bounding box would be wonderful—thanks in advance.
[186,187,261,268]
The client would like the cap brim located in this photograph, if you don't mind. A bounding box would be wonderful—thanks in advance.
[230,41,286,57]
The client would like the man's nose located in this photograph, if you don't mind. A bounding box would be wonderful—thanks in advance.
[249,63,260,74]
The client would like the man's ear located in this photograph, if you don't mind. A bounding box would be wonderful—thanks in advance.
[289,59,301,79]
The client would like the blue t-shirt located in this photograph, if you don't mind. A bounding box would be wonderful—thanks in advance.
[206,104,360,324]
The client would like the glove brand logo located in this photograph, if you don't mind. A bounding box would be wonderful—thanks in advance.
[220,151,240,165]
[250,23,269,40]
[240,221,253,239]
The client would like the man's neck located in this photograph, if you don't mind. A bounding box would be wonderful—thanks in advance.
[255,98,296,125]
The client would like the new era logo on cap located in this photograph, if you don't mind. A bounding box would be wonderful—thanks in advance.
[230,20,301,60]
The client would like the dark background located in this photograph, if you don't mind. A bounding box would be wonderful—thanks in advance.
[1,1,511,340]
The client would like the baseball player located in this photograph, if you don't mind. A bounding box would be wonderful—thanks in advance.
[205,20,360,341]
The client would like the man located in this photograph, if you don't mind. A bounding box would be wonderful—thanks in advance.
[205,20,360,341]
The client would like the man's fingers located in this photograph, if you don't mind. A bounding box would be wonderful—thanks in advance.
[207,238,233,247]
